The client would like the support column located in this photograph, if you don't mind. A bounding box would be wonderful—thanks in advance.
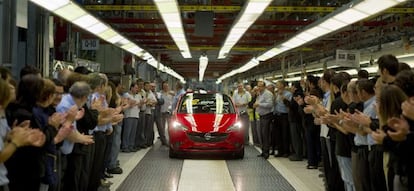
[0,0,14,68]
[0,0,3,66]
[27,2,50,77]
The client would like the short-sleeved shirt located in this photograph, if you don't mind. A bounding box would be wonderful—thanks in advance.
[145,91,156,114]
[160,91,173,113]
[232,90,251,113]
[123,92,140,118]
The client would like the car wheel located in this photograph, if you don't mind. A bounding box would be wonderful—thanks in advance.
[169,148,178,158]
[234,148,244,159]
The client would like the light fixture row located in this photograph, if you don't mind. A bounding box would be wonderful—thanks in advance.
[217,0,408,84]
[30,0,185,82]
[199,55,208,82]
[153,0,191,59]
[218,0,273,59]
[216,57,259,84]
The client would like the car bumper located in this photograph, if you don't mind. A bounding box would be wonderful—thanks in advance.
[169,130,244,152]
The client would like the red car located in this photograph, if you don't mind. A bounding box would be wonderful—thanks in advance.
[168,92,245,159]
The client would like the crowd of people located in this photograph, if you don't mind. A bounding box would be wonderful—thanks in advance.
[0,53,413,191]
[0,65,182,191]
[233,54,413,191]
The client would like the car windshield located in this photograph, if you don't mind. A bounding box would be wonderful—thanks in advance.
[178,93,235,114]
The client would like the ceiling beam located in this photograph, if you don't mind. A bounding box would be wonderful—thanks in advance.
[84,5,414,14]
[104,18,313,26]
[119,28,297,34]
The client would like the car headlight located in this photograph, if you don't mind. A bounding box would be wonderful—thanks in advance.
[226,122,242,132]
[172,121,188,131]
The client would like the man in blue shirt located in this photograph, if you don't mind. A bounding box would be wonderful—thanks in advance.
[253,80,274,159]
[273,80,292,157]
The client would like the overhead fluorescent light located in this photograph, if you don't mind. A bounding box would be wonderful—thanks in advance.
[126,46,143,54]
[237,58,259,73]
[282,37,307,49]
[30,0,187,83]
[284,76,301,82]
[86,22,108,34]
[121,43,135,50]
[142,52,153,60]
[295,32,318,42]
[364,65,379,74]
[319,19,347,31]
[72,14,99,28]
[147,57,158,68]
[229,0,408,81]
[118,38,130,45]
[354,0,400,14]
[154,0,191,58]
[306,26,332,37]
[97,29,117,39]
[199,55,208,82]
[257,48,281,61]
[333,8,368,24]
[54,2,86,21]
[218,0,273,59]
[31,0,69,11]
[107,35,124,44]
[339,69,358,75]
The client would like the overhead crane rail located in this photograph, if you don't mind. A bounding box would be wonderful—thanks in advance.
[84,5,414,13]
[164,46,312,51]
[165,45,267,51]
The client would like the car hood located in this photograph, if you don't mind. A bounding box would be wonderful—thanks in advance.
[175,113,237,133]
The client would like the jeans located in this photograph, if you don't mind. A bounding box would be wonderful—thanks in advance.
[109,123,122,169]
[122,118,138,150]
[337,156,355,191]
[135,113,146,147]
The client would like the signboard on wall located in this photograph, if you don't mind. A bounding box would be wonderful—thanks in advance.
[81,39,100,50]
[336,49,360,68]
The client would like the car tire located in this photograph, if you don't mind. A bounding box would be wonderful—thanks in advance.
[234,148,244,159]
[169,148,178,158]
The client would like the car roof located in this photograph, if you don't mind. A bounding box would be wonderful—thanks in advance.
[185,90,218,94]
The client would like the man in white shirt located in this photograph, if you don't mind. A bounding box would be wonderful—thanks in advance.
[232,83,251,144]
[121,83,141,152]
[144,81,157,146]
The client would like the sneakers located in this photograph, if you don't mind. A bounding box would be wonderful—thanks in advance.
[107,167,123,174]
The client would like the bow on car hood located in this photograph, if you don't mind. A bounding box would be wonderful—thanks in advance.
[176,113,237,133]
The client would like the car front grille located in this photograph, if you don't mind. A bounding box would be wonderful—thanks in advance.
[186,132,229,143]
